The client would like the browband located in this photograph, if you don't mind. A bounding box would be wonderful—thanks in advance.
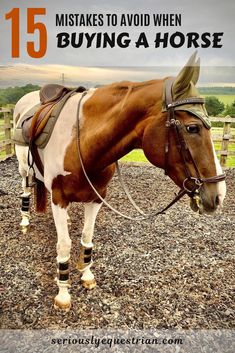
[166,97,205,109]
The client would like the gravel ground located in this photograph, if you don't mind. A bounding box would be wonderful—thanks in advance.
[0,156,234,329]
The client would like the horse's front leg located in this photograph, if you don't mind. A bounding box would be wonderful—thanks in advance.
[77,202,102,289]
[51,200,72,311]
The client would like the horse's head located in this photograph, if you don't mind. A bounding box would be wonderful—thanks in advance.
[143,52,226,214]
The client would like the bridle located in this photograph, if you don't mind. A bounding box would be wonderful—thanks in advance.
[164,77,226,198]
[75,80,226,221]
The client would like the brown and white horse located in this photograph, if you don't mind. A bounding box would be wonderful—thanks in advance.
[14,53,226,310]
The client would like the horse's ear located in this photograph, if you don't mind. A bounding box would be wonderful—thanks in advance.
[192,58,200,85]
[172,52,199,99]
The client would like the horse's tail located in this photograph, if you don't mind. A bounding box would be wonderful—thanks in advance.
[34,179,47,213]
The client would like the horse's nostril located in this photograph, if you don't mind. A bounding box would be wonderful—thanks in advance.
[215,195,220,206]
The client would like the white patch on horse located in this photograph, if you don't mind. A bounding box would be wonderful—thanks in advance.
[211,137,226,206]
[14,91,44,182]
[79,88,96,128]
[42,89,96,191]
[51,202,71,263]
[13,91,40,128]
[51,201,71,308]
[82,202,102,247]
[79,202,102,282]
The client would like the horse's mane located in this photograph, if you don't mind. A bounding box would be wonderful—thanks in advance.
[107,79,160,95]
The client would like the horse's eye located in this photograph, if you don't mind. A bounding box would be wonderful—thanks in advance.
[186,124,200,134]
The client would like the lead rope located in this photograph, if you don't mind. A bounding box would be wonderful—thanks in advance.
[76,92,187,221]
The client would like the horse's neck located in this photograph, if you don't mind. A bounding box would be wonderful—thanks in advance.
[80,81,163,169]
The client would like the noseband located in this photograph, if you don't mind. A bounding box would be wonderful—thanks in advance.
[164,78,226,197]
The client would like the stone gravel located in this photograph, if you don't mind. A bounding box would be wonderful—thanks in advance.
[0,157,234,329]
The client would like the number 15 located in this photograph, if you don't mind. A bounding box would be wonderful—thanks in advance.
[5,8,47,58]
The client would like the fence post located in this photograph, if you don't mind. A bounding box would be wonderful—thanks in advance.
[4,110,12,156]
[220,115,231,168]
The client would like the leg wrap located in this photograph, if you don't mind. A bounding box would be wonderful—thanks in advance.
[55,260,71,311]
[21,195,30,212]
[20,194,31,233]
[77,245,93,271]
[57,261,70,285]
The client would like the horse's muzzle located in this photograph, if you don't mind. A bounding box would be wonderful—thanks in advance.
[190,186,224,215]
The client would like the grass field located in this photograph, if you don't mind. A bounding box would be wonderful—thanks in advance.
[121,146,235,167]
[202,95,235,105]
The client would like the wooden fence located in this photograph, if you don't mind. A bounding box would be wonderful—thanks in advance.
[0,107,14,160]
[209,116,235,167]
[0,108,234,167]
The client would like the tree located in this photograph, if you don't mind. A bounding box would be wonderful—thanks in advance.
[205,96,224,116]
[0,84,41,106]
[223,100,235,117]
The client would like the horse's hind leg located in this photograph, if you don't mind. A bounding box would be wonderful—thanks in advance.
[51,199,72,311]
[77,202,102,289]
[20,175,32,234]
[67,204,72,226]
[16,146,32,234]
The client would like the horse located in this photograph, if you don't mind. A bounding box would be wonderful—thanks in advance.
[13,52,226,311]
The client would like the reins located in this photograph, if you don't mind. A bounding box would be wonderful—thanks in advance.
[76,92,186,221]
[76,79,225,220]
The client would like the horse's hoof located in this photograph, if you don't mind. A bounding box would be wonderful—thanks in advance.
[81,279,97,289]
[54,297,71,312]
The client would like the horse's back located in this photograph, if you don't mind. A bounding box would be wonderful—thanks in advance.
[14,90,40,124]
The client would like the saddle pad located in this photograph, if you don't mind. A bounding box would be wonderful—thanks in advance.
[12,103,41,146]
[13,90,77,149]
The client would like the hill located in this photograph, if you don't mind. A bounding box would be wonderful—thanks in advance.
[198,87,235,95]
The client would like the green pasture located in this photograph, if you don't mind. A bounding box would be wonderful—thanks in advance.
[121,148,235,167]
[202,95,235,105]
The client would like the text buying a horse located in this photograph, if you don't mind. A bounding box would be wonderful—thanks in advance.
[13,52,226,311]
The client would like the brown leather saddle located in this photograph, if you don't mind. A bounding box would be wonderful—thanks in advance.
[22,84,86,176]
[22,84,86,142]
[40,84,73,104]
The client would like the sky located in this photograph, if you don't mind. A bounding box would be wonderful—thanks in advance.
[0,65,235,88]
[0,0,234,87]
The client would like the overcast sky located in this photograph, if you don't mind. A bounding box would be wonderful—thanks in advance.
[0,64,234,88]
[0,0,234,86]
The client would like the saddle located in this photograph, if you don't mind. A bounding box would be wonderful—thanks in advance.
[20,84,86,175]
[22,84,86,142]
[39,84,73,104]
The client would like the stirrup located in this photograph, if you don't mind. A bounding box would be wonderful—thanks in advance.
[25,166,36,187]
